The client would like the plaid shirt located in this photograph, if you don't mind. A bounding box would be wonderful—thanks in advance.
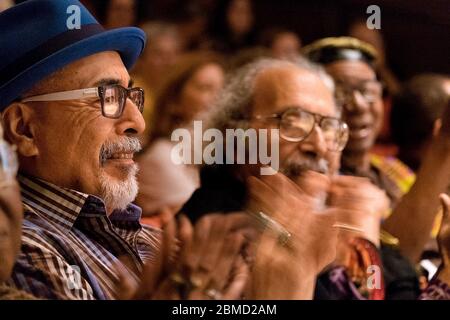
[7,174,161,300]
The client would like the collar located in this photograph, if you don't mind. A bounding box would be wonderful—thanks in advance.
[18,174,142,231]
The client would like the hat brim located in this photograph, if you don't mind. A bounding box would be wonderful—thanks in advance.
[0,27,146,111]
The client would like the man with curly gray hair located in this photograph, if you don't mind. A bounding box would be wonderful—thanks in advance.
[200,57,344,178]
[180,57,354,299]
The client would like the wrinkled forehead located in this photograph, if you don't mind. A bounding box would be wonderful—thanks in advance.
[251,66,338,117]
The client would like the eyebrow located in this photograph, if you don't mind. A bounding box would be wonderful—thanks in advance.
[277,106,337,119]
[334,78,377,86]
[92,78,133,88]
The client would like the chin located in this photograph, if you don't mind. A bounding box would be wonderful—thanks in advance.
[346,137,375,154]
[98,165,139,211]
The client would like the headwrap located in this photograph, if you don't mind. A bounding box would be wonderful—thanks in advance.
[302,37,378,68]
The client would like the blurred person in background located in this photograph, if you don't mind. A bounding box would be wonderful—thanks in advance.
[420,193,450,300]
[205,0,258,55]
[304,37,413,208]
[227,46,271,71]
[391,73,450,171]
[348,19,400,150]
[418,98,450,299]
[304,38,421,299]
[181,57,391,300]
[390,77,449,265]
[170,1,211,50]
[0,121,34,299]
[383,97,450,267]
[305,38,450,296]
[131,21,182,138]
[260,27,302,61]
[136,52,225,226]
[347,18,400,97]
[102,0,137,29]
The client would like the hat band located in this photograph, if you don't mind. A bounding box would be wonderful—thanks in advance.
[311,48,375,67]
[0,24,104,88]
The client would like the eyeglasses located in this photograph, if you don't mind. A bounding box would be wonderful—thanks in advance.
[21,84,144,119]
[251,107,349,151]
[0,140,18,188]
[334,80,382,108]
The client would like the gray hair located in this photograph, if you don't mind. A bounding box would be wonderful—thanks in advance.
[205,57,337,132]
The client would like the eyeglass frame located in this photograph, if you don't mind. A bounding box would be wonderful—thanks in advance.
[334,79,383,106]
[247,106,349,151]
[21,84,145,119]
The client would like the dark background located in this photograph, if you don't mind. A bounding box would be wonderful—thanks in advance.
[15,0,448,80]
[141,0,450,80]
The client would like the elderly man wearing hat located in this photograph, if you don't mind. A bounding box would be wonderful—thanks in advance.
[0,0,254,300]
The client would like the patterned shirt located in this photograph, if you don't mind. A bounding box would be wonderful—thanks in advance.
[420,278,450,300]
[7,174,161,300]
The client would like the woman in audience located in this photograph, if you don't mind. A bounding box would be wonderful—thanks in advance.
[204,0,258,55]
[136,52,225,226]
[260,27,302,60]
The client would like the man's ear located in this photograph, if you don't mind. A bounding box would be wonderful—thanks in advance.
[1,103,39,157]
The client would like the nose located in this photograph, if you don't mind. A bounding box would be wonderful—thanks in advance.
[345,90,370,114]
[298,124,328,158]
[114,98,146,136]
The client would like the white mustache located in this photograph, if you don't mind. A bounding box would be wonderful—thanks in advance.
[100,137,142,165]
[280,153,329,177]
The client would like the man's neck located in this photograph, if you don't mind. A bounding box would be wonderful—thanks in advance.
[341,150,371,173]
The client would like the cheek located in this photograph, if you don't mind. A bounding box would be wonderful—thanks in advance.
[372,101,384,129]
[34,123,72,168]
[80,128,114,167]
[278,140,298,163]
[326,152,341,174]
[40,113,109,170]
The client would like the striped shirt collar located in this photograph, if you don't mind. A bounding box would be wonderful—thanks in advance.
[18,174,142,231]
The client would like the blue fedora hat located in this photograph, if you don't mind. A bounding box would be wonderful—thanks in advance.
[0,0,146,111]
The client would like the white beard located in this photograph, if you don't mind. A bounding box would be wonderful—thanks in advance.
[98,163,139,212]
